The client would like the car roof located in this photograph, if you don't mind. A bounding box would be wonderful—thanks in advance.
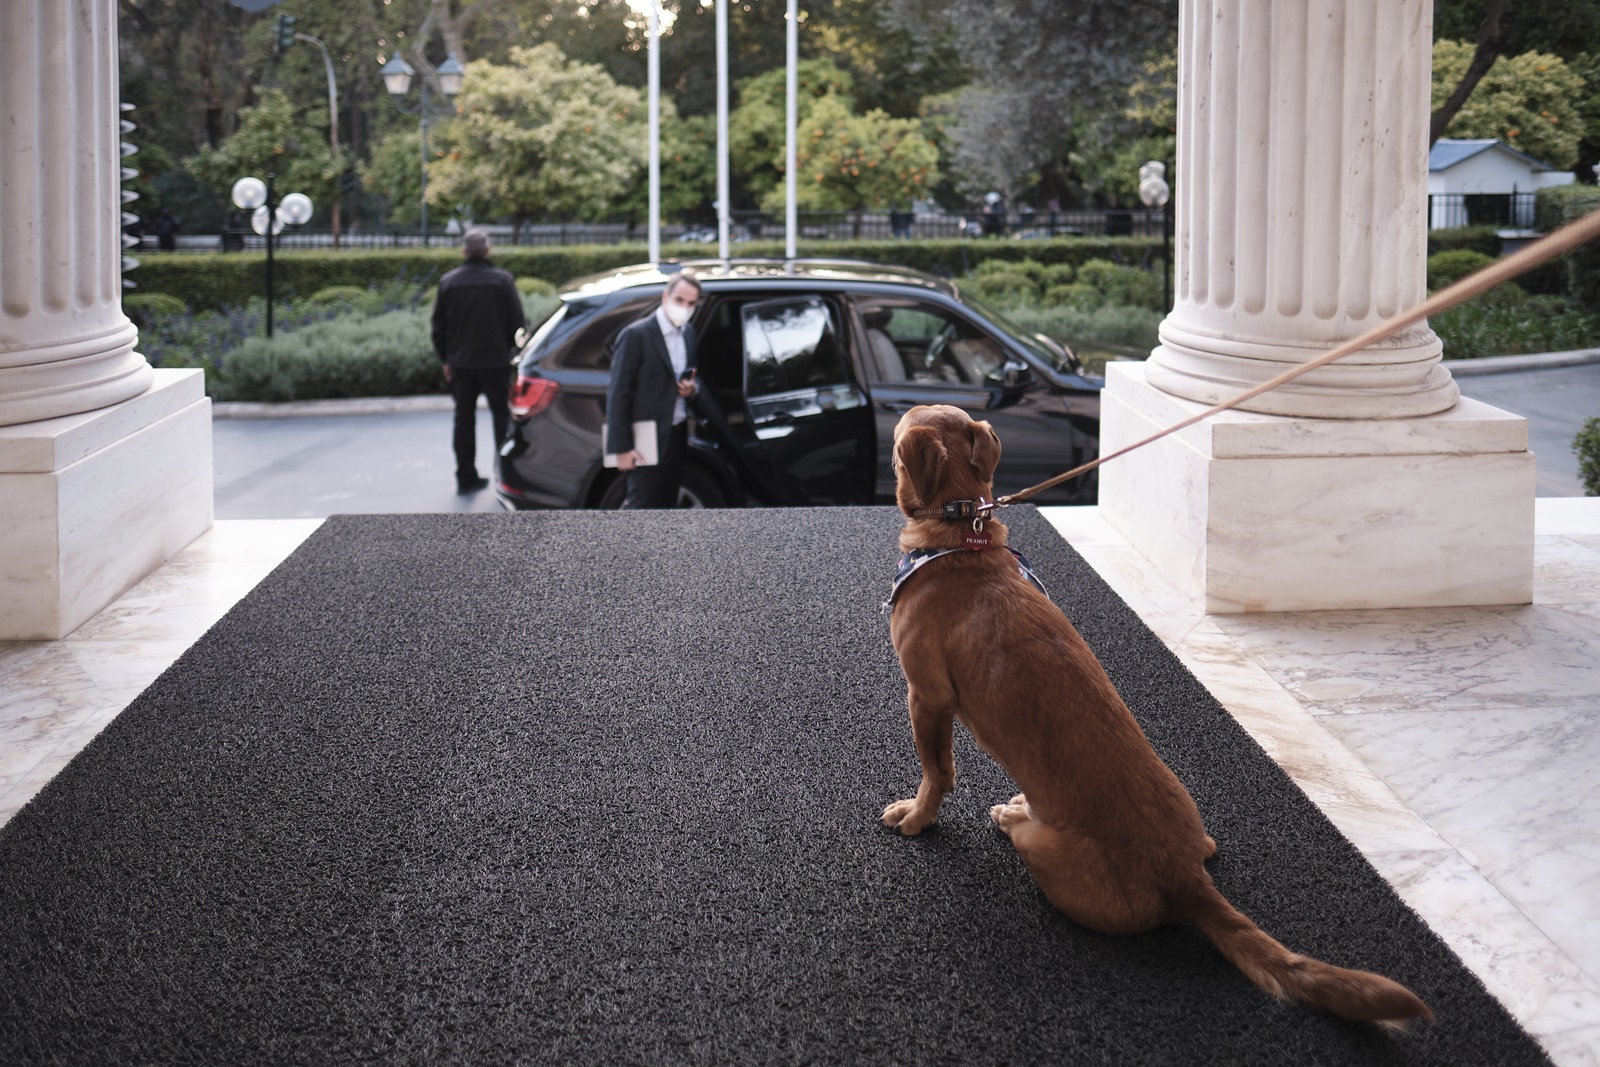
[560,258,959,300]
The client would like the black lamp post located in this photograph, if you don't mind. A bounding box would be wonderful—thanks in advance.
[231,175,314,337]
[380,52,465,246]
[1139,160,1172,312]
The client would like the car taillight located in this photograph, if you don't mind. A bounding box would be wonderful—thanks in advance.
[509,375,560,418]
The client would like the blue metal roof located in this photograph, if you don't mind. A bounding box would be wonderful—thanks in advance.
[1430,138,1557,172]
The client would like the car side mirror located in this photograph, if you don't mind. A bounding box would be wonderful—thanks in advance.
[988,359,1034,392]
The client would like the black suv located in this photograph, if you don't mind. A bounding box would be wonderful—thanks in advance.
[497,259,1104,510]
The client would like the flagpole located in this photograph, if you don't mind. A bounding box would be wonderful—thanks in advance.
[647,1,661,268]
[784,0,797,262]
[716,0,731,264]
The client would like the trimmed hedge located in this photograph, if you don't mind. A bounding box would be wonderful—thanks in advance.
[132,237,1161,314]
[1426,226,1501,257]
[1426,249,1495,290]
[1535,185,1600,312]
[1576,417,1600,496]
[122,292,188,328]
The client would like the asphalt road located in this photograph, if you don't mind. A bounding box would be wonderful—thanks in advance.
[213,408,505,518]
[1455,362,1600,497]
[210,363,1599,519]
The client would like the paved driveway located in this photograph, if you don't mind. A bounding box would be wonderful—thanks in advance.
[210,362,1598,518]
[1455,363,1600,497]
[213,408,504,518]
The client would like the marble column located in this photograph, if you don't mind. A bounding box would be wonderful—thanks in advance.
[1098,0,1534,613]
[0,0,212,640]
[1147,0,1457,418]
[1,0,152,427]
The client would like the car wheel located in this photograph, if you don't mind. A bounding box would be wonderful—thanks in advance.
[594,465,725,509]
[677,464,725,509]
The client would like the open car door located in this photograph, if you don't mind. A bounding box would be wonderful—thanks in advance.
[741,295,875,505]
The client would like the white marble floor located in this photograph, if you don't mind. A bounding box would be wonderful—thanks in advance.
[2,508,1599,1064]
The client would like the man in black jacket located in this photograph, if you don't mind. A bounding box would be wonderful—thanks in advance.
[605,272,701,509]
[432,229,526,493]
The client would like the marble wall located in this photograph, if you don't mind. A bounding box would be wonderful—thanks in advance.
[0,370,213,639]
[1100,363,1535,612]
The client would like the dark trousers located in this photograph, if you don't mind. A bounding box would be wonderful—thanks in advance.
[623,420,688,509]
[450,365,512,482]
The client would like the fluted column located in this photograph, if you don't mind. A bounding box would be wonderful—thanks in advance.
[0,0,151,428]
[1146,0,1458,419]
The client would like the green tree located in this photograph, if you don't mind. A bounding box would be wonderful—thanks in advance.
[1060,51,1175,206]
[883,0,1178,205]
[425,44,646,223]
[359,127,425,226]
[1430,0,1600,154]
[1432,40,1587,169]
[730,59,858,209]
[185,89,341,219]
[779,95,939,212]
[616,111,717,224]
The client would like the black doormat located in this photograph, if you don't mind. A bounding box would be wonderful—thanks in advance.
[0,508,1551,1066]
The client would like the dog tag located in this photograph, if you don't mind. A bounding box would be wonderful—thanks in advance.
[964,527,992,550]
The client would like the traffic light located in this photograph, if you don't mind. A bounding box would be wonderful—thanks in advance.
[275,14,298,53]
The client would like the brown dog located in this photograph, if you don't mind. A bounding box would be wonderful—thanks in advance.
[882,404,1431,1027]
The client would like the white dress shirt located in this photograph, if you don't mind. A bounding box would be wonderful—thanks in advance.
[654,305,689,426]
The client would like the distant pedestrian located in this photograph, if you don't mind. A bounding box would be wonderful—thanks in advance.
[155,208,180,251]
[431,229,526,494]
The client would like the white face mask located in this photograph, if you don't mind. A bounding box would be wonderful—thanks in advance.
[663,301,692,329]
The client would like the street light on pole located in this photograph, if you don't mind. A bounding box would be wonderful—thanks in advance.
[381,52,466,246]
[232,176,313,338]
[1139,160,1172,312]
[278,24,343,247]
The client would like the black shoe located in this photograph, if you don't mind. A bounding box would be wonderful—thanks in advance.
[457,475,489,494]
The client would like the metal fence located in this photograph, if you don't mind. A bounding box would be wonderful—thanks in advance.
[132,208,1172,254]
[1426,192,1539,230]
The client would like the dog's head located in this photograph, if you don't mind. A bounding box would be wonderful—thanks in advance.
[892,404,1002,516]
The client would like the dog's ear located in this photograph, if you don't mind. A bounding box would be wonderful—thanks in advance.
[969,420,1001,481]
[897,425,948,506]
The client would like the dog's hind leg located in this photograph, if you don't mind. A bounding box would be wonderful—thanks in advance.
[990,802,1164,936]
[882,689,955,836]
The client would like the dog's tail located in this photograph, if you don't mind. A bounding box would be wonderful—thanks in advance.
[1179,876,1433,1027]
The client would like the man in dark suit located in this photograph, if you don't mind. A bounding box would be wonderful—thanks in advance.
[432,229,526,493]
[605,271,702,509]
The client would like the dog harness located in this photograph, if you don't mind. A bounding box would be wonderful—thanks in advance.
[882,545,1048,614]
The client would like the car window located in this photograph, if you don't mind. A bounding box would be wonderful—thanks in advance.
[858,299,1006,385]
[544,295,658,370]
[743,297,854,397]
[519,298,607,370]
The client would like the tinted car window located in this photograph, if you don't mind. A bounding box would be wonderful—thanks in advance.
[859,299,1005,385]
[743,297,853,397]
[532,296,655,370]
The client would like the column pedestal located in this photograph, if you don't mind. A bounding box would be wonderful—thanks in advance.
[1099,363,1533,613]
[0,369,212,640]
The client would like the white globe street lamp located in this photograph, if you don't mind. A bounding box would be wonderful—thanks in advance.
[232,175,313,337]
[1139,160,1173,311]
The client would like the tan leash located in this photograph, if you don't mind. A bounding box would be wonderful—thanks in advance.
[989,207,1600,512]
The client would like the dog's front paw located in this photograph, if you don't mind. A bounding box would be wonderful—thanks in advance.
[881,798,935,836]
